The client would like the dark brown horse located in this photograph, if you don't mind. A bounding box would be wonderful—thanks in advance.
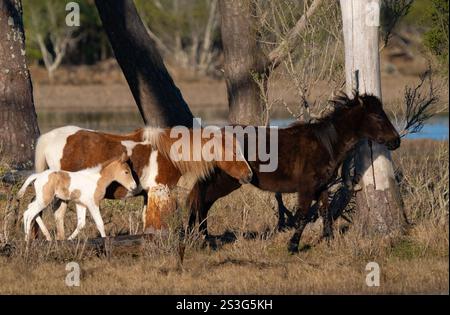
[188,93,401,253]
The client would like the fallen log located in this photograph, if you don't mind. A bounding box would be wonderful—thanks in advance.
[0,234,156,257]
[1,170,33,185]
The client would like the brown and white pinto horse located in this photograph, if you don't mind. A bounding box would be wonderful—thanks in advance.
[18,153,136,241]
[34,126,252,239]
[187,93,401,253]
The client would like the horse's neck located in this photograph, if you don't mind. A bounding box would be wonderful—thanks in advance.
[326,118,359,164]
[95,167,115,199]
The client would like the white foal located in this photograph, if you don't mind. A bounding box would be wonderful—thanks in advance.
[17,153,137,241]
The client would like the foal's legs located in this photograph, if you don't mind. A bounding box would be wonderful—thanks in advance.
[34,216,52,241]
[54,201,67,240]
[87,205,106,238]
[23,201,46,242]
[68,204,87,240]
[288,189,314,253]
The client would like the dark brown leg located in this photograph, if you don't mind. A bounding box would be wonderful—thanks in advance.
[187,170,241,236]
[288,190,314,253]
[275,192,297,231]
[318,190,333,240]
[187,181,205,233]
[275,192,286,231]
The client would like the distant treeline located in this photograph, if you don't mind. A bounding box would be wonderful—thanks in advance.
[22,0,448,78]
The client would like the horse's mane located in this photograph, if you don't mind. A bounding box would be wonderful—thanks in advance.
[142,127,218,181]
[287,92,378,157]
[288,92,366,128]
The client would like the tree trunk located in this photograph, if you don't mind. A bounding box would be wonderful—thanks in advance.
[340,0,405,235]
[0,0,40,169]
[219,0,267,125]
[94,0,193,128]
[94,0,195,233]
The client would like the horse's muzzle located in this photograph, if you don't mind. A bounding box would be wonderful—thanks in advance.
[386,137,401,150]
[239,172,253,185]
[128,183,138,193]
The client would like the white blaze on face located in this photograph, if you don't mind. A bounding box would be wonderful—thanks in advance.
[120,141,140,197]
[42,126,83,170]
[140,150,159,191]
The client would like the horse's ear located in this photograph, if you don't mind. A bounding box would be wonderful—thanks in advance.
[120,152,128,162]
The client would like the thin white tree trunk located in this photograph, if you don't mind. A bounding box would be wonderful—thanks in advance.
[340,0,405,234]
[190,32,199,68]
[36,33,70,81]
[198,0,218,73]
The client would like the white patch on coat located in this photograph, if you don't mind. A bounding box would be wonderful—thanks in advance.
[120,140,146,197]
[67,169,101,205]
[30,171,52,203]
[39,126,84,170]
[140,150,159,190]
[121,140,138,156]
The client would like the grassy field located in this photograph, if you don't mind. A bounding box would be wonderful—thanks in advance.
[0,139,447,294]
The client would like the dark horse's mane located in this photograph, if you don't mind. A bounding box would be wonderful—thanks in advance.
[286,92,379,157]
[287,92,378,127]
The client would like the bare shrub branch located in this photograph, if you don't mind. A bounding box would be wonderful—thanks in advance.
[380,0,414,49]
[399,69,440,137]
[254,0,344,122]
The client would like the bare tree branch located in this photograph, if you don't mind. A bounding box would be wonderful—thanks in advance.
[380,0,414,50]
[143,22,172,58]
[267,0,323,69]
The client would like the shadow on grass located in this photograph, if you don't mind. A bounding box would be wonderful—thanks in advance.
[209,257,284,269]
[204,228,274,250]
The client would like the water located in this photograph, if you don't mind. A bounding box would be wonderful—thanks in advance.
[37,111,449,141]
[271,115,449,141]
[402,115,449,140]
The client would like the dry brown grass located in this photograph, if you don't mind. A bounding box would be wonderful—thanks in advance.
[0,140,448,294]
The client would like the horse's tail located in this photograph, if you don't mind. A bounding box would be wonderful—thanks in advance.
[17,173,38,199]
[34,133,49,172]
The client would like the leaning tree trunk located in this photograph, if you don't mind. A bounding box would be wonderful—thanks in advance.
[219,0,267,125]
[94,0,193,128]
[0,0,40,169]
[340,0,405,235]
[94,0,194,234]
